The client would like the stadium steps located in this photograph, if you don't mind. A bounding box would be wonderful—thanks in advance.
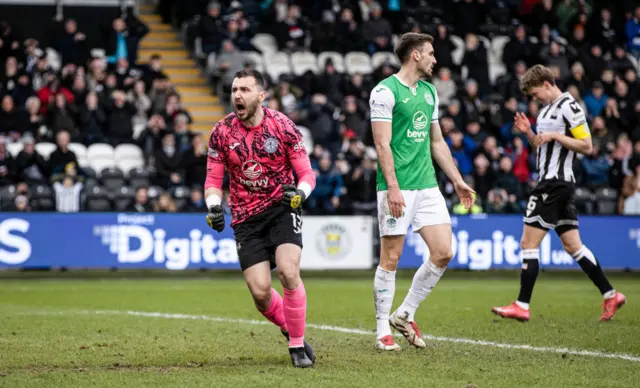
[138,7,225,140]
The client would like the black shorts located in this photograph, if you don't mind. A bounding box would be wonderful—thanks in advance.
[523,180,579,236]
[232,205,303,271]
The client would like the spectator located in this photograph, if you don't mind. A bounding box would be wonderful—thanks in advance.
[341,95,367,142]
[543,41,570,80]
[48,130,78,175]
[495,156,522,200]
[127,186,152,212]
[142,54,168,91]
[485,188,521,214]
[582,81,608,119]
[154,132,183,188]
[172,113,195,153]
[344,155,377,215]
[183,187,207,212]
[137,114,167,160]
[106,90,136,145]
[128,80,151,128]
[336,8,364,54]
[52,174,83,212]
[275,4,307,52]
[199,2,224,55]
[581,143,610,187]
[307,153,343,214]
[54,18,88,66]
[15,135,49,184]
[215,40,246,98]
[105,16,149,65]
[446,129,477,177]
[362,3,393,55]
[0,136,14,186]
[79,92,107,145]
[625,6,640,58]
[180,132,206,188]
[47,93,77,138]
[12,71,36,108]
[432,24,455,73]
[472,153,495,205]
[154,192,177,212]
[0,94,27,139]
[24,96,44,138]
[432,68,456,106]
[462,34,490,94]
[11,195,31,212]
[622,167,640,214]
[503,24,537,70]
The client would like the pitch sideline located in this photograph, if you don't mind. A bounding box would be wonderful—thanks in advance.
[21,308,640,363]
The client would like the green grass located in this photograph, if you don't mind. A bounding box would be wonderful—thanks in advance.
[1,273,639,387]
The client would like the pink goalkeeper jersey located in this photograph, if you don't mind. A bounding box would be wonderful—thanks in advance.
[205,107,314,226]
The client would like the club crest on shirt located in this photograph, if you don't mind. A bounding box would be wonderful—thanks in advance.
[424,93,434,105]
[207,147,218,158]
[263,137,279,154]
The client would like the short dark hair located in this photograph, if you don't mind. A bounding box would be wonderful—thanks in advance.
[394,32,434,64]
[520,64,555,94]
[234,69,265,89]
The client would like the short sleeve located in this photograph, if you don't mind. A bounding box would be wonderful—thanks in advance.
[280,113,307,160]
[431,89,440,122]
[207,124,226,164]
[369,85,395,122]
[562,99,591,139]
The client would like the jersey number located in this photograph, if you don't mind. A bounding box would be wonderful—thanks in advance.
[526,196,538,216]
[291,213,302,234]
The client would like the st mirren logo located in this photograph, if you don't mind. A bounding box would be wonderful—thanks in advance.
[242,160,263,179]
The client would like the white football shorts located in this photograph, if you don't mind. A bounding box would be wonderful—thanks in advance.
[377,187,451,237]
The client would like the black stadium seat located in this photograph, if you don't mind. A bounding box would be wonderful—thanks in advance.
[594,188,618,215]
[574,187,594,214]
[114,186,135,211]
[32,184,55,211]
[85,186,112,212]
[128,167,151,189]
[100,167,126,193]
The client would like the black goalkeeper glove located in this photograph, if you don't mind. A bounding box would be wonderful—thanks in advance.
[281,184,306,210]
[205,205,225,232]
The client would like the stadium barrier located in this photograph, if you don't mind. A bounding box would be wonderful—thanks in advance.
[0,214,638,270]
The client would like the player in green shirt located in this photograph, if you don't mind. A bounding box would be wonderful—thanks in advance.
[370,32,475,351]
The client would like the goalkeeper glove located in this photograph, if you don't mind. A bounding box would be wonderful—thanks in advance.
[205,205,225,232]
[281,184,306,210]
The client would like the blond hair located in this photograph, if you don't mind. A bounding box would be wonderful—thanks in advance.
[520,64,555,94]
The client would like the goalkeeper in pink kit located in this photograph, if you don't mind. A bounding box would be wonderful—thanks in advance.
[204,70,317,368]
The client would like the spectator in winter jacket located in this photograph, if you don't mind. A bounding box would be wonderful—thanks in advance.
[582,81,608,119]
[307,153,343,214]
[446,129,477,177]
[625,6,640,58]
[581,143,610,187]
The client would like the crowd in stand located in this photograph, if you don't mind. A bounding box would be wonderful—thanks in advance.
[2,0,640,216]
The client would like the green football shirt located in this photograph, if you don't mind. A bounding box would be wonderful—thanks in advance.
[369,74,439,191]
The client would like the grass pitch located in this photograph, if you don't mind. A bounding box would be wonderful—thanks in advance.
[0,272,639,387]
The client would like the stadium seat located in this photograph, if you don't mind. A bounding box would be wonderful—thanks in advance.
[114,186,135,211]
[263,51,292,81]
[116,159,145,176]
[34,142,56,160]
[83,178,99,193]
[85,186,112,212]
[244,51,265,72]
[147,186,164,200]
[450,35,465,66]
[32,184,54,211]
[345,52,373,75]
[82,166,97,180]
[128,167,151,188]
[100,167,126,193]
[87,143,115,161]
[489,62,507,85]
[0,184,16,207]
[291,52,319,75]
[114,144,143,161]
[297,125,314,155]
[68,142,88,167]
[6,142,23,157]
[490,35,510,64]
[594,187,618,215]
[574,187,594,214]
[251,33,278,54]
[371,51,400,69]
[89,158,116,174]
[317,51,345,73]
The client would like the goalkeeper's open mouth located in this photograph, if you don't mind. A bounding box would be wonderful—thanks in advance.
[234,102,247,116]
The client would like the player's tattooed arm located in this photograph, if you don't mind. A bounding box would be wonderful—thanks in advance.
[372,121,399,189]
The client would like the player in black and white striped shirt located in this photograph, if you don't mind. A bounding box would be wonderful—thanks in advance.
[492,65,626,322]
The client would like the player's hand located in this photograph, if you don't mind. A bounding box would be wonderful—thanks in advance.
[387,186,406,219]
[281,184,306,210]
[206,205,225,232]
[513,112,532,134]
[533,132,557,147]
[454,181,476,210]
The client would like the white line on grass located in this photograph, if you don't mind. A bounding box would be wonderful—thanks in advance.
[21,308,640,363]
